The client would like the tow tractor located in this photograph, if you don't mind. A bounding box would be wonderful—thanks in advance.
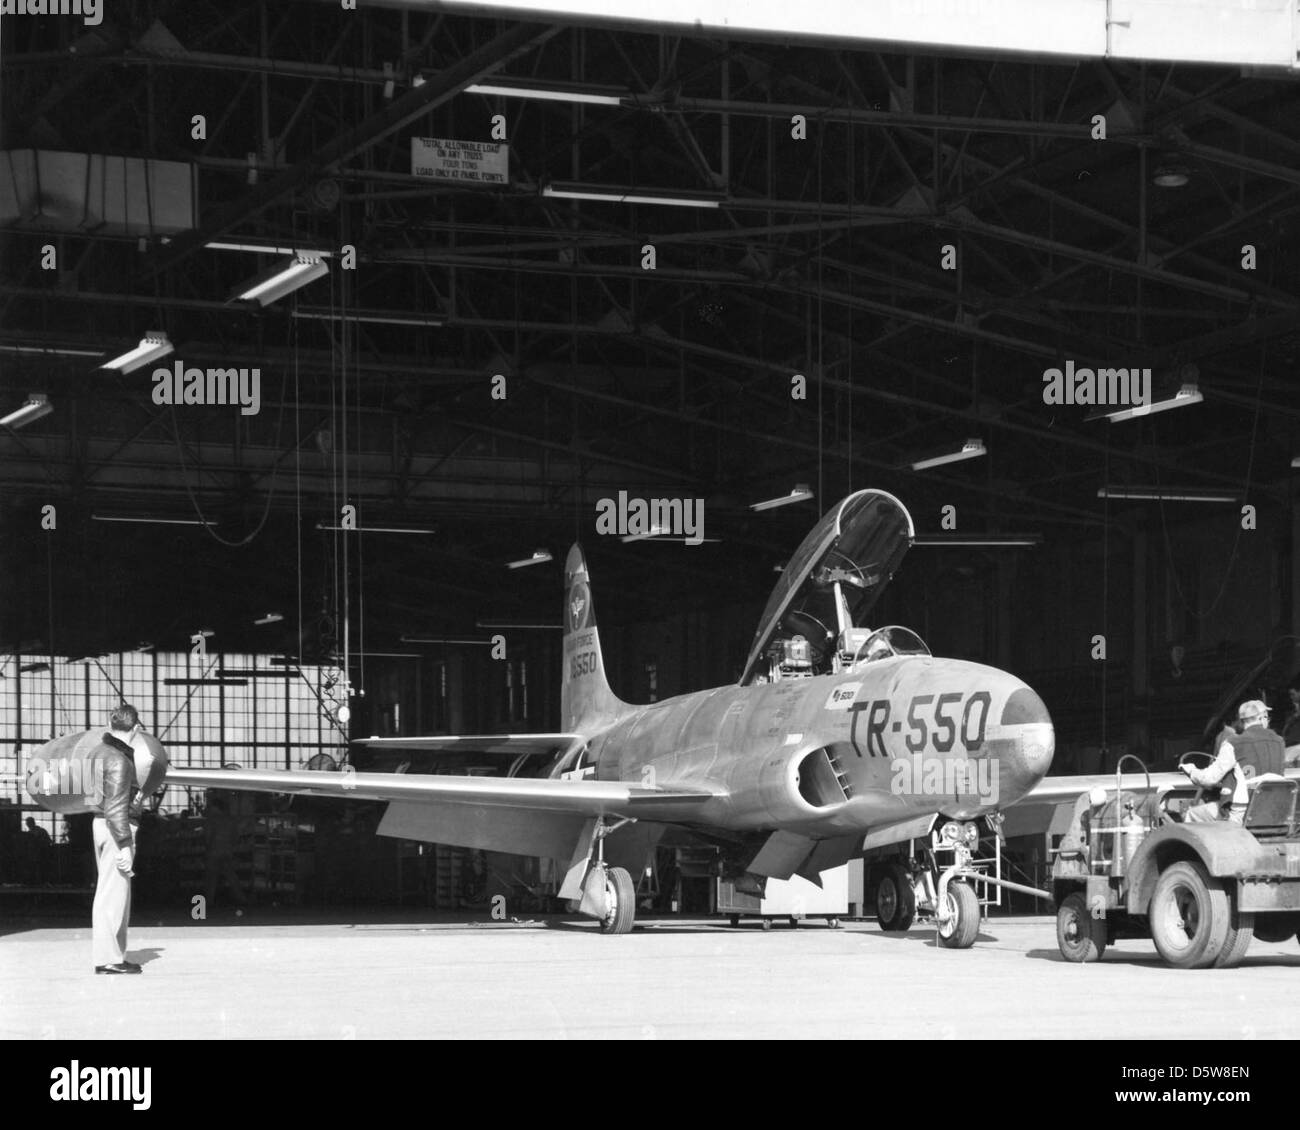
[1052,754,1300,968]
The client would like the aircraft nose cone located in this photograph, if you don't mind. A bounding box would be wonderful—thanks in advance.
[998,685,1055,802]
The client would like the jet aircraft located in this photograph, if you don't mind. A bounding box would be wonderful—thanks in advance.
[71,490,1060,942]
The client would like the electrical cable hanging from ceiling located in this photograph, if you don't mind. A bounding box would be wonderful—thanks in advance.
[1101,436,1110,759]
[340,237,352,710]
[816,114,825,506]
[167,378,288,548]
[294,296,304,672]
[1155,352,1265,621]
[846,95,854,492]
[354,272,365,707]
[1152,218,1270,624]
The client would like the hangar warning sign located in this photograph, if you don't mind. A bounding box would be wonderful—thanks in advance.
[411,137,509,185]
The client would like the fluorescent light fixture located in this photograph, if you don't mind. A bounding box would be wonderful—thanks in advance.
[751,484,813,511]
[206,241,334,257]
[542,183,722,209]
[92,513,217,527]
[100,330,173,374]
[506,549,553,569]
[399,636,497,646]
[466,82,624,106]
[254,613,284,626]
[1097,486,1236,503]
[913,535,1042,548]
[316,522,435,534]
[292,307,443,328]
[1097,383,1202,423]
[1292,456,1300,469]
[1,394,53,429]
[910,438,986,471]
[231,254,328,306]
[0,344,105,358]
[637,536,721,543]
[621,524,669,543]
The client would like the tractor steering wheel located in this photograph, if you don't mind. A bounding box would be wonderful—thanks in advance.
[1177,750,1214,810]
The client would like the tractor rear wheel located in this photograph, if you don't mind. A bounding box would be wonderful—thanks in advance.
[1149,861,1230,969]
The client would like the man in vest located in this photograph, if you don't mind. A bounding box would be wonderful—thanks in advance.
[1182,700,1284,823]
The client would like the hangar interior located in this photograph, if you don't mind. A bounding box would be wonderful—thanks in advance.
[2,1,1300,918]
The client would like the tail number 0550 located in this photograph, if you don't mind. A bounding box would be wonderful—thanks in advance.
[569,651,598,679]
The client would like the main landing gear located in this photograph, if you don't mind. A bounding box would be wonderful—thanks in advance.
[598,863,636,935]
[578,815,637,935]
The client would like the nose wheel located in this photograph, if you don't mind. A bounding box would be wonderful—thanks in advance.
[936,881,980,949]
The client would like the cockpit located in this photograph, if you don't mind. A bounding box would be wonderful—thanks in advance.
[849,626,931,667]
[765,625,930,681]
[743,490,921,685]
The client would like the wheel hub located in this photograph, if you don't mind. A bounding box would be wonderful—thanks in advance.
[878,880,897,920]
[1162,885,1200,951]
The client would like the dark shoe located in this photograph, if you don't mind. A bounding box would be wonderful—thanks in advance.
[121,960,142,971]
[94,963,142,975]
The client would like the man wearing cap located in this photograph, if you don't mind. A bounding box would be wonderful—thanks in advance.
[1182,700,1284,823]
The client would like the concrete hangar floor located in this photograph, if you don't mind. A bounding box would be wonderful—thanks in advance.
[3,911,1297,1039]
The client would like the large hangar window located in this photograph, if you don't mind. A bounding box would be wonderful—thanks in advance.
[2,651,347,841]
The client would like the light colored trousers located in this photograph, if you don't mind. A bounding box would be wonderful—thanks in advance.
[91,817,134,967]
[1184,802,1245,824]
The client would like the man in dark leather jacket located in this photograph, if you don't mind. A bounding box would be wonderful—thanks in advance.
[89,705,145,974]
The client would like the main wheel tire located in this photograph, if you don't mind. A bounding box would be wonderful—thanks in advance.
[1056,892,1107,963]
[1214,912,1254,969]
[875,863,917,932]
[937,881,981,949]
[1149,861,1231,969]
[597,865,636,935]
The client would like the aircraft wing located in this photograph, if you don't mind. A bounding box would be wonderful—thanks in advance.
[352,733,581,756]
[166,766,720,818]
[1019,765,1300,806]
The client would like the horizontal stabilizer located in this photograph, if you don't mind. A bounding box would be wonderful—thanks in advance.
[167,766,721,818]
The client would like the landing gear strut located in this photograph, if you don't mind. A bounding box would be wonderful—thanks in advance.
[579,815,637,936]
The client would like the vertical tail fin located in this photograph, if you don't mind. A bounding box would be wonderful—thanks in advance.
[561,544,628,731]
